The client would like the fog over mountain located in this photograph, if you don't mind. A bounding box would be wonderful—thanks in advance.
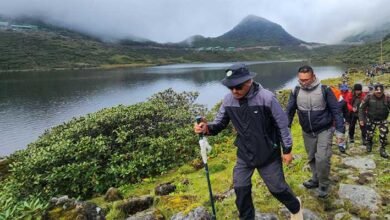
[0,0,389,44]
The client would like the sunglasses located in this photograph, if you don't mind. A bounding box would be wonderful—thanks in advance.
[227,82,246,90]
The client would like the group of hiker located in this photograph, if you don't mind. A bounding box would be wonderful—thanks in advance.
[194,63,389,220]
[335,80,389,159]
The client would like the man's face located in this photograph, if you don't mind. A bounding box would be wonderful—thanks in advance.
[355,90,362,95]
[229,79,252,99]
[298,72,315,87]
[374,89,383,98]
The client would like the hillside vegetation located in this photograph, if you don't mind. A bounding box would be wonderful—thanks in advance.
[335,34,390,65]
[1,72,389,219]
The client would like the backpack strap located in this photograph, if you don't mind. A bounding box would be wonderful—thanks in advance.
[293,86,300,99]
[294,85,328,101]
[321,85,329,102]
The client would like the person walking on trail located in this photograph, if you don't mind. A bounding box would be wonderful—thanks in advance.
[194,63,303,220]
[345,84,366,144]
[286,65,345,198]
[359,83,390,158]
[339,84,351,122]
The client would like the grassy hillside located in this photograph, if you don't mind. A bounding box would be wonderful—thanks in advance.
[0,30,189,71]
[335,34,390,65]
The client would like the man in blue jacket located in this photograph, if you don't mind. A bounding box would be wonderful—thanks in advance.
[286,65,345,198]
[194,63,303,220]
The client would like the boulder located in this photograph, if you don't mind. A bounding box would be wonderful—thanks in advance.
[74,201,105,220]
[338,184,381,211]
[279,207,321,220]
[49,195,76,210]
[104,187,123,202]
[255,212,279,220]
[343,157,376,170]
[126,208,165,220]
[171,206,212,220]
[214,189,235,201]
[117,195,154,215]
[155,182,176,196]
[190,159,204,170]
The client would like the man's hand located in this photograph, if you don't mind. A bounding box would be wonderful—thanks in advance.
[359,121,365,126]
[194,122,208,134]
[282,153,293,165]
[353,107,357,112]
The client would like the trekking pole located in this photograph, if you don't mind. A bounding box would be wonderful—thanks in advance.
[196,116,216,220]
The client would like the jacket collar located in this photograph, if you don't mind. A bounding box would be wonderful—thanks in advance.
[300,77,320,91]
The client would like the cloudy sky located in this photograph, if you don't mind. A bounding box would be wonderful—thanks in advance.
[0,0,389,44]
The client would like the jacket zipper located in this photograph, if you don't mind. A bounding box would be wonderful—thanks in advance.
[308,110,315,136]
[308,97,315,136]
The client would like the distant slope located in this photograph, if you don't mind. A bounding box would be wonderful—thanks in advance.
[343,22,390,43]
[190,15,304,47]
[338,34,390,64]
[0,28,189,71]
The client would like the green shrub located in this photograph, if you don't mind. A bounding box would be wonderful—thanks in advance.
[2,89,206,200]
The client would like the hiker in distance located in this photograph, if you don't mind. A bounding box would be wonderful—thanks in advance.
[194,63,303,220]
[359,83,390,158]
[345,83,367,145]
[286,65,345,198]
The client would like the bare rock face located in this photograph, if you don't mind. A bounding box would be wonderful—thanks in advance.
[117,195,154,215]
[338,184,381,212]
[155,182,176,196]
[104,187,123,202]
[171,206,212,220]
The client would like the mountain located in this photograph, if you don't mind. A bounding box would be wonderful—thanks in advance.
[343,22,390,43]
[337,33,390,64]
[188,15,305,47]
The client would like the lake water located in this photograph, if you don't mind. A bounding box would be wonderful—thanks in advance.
[0,61,345,156]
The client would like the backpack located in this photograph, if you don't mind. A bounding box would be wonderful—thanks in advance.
[293,85,342,102]
[293,85,349,119]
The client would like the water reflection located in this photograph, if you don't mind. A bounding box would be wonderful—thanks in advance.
[0,61,344,155]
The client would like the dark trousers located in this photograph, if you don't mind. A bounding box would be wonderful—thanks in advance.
[233,157,299,220]
[349,114,366,141]
[366,119,389,148]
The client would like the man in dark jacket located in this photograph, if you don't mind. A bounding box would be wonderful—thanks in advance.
[194,63,303,220]
[345,84,366,144]
[359,83,389,158]
[286,65,345,198]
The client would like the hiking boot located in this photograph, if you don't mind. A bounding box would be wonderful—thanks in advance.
[366,143,372,153]
[290,197,303,220]
[338,144,346,154]
[303,179,319,189]
[317,186,329,198]
[380,148,389,158]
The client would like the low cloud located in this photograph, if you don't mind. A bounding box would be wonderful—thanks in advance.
[0,0,389,43]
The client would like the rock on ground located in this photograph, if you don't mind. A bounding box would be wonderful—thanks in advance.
[338,184,381,211]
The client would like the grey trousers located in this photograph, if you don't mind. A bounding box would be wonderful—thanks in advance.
[302,128,334,187]
[233,157,299,219]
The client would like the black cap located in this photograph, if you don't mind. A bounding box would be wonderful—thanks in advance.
[221,63,256,87]
[353,84,362,91]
